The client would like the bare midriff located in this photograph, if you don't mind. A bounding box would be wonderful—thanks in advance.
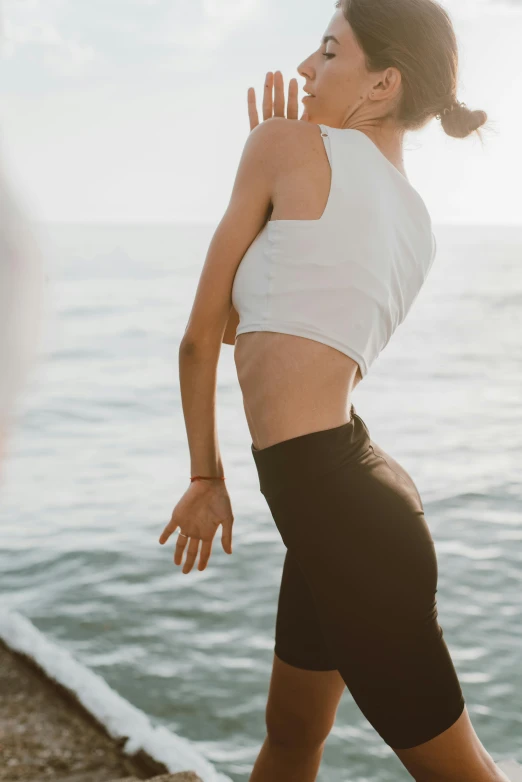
[234,330,363,451]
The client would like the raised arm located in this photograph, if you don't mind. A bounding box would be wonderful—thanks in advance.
[221,70,308,348]
[159,118,285,573]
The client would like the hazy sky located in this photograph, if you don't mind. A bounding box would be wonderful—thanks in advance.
[0,0,520,225]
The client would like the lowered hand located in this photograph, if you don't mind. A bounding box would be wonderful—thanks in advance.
[158,479,234,573]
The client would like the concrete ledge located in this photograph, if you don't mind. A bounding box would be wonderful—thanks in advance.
[48,776,201,782]
[109,776,201,782]
[0,639,202,782]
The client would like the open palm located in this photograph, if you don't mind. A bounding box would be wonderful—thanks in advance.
[247,70,309,131]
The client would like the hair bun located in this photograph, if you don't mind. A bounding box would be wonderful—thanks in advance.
[437,99,488,138]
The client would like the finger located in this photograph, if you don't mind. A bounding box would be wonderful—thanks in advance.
[173,533,188,565]
[300,109,309,123]
[287,77,299,120]
[198,539,213,571]
[159,518,178,544]
[263,71,274,121]
[247,86,259,131]
[182,538,201,575]
[273,70,285,117]
[221,524,233,555]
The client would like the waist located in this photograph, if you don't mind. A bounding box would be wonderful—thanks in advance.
[250,404,371,501]
[234,331,361,451]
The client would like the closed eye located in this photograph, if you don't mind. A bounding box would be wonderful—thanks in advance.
[322,52,335,59]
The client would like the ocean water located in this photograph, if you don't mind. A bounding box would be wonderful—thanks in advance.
[1,221,521,781]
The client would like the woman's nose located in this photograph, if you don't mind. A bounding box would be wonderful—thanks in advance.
[297,59,313,80]
[297,66,313,82]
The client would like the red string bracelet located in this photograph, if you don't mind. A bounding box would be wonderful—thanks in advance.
[191,475,226,483]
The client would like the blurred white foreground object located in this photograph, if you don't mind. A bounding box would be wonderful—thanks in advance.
[0,155,44,435]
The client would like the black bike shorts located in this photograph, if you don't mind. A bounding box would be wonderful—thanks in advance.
[251,404,466,750]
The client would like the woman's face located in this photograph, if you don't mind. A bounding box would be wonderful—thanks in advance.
[297,9,396,128]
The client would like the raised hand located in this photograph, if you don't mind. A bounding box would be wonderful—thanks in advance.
[247,70,309,131]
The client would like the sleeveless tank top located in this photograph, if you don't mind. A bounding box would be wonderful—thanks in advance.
[231,124,437,378]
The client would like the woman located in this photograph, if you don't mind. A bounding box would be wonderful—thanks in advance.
[159,1,511,780]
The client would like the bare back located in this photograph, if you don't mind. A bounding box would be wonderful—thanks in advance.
[234,122,363,451]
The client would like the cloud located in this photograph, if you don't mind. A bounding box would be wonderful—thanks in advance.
[0,0,96,66]
[160,0,262,72]
[0,0,261,74]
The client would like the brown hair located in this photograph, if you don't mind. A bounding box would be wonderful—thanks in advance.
[334,0,489,140]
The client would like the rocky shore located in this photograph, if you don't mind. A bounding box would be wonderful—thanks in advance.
[0,639,203,782]
[3,633,520,782]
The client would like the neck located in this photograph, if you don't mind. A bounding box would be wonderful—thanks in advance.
[347,122,407,178]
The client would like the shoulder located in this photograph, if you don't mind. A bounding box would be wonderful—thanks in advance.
[247,118,325,170]
[249,115,320,140]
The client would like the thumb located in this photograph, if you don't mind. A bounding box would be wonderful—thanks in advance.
[300,110,309,122]
[221,523,233,555]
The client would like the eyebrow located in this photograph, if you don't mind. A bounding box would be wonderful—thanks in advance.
[322,35,341,45]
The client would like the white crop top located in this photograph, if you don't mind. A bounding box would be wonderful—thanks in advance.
[231,123,437,378]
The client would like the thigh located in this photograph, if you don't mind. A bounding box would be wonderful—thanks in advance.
[265,651,346,747]
[393,705,500,781]
[274,547,337,672]
[272,457,466,752]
